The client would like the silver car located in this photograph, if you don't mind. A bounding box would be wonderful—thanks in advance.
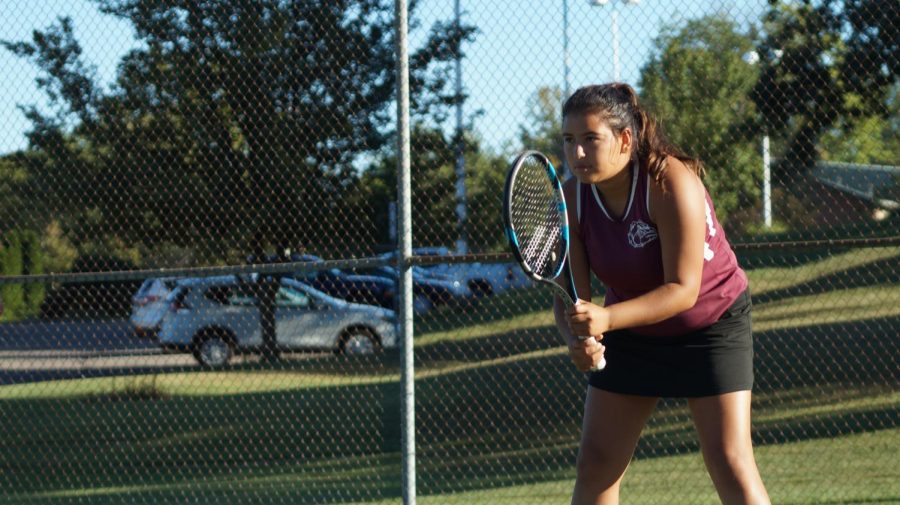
[130,277,177,338]
[158,276,397,367]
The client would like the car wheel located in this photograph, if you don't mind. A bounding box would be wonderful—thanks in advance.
[192,331,233,367]
[339,328,380,356]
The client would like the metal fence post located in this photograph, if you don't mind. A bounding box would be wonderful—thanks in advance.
[395,0,415,503]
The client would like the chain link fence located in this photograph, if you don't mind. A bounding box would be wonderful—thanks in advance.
[0,1,897,503]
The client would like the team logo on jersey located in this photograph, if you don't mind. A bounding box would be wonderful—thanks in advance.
[627,220,658,248]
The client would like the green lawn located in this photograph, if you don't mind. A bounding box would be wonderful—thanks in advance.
[0,246,897,504]
[350,429,898,505]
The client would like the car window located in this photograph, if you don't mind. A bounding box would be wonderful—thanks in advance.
[166,287,186,302]
[204,285,234,305]
[227,284,258,306]
[277,287,312,308]
[135,279,156,296]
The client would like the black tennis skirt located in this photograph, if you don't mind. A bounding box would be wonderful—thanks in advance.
[589,289,754,398]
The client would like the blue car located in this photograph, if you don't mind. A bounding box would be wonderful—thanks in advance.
[360,265,474,314]
[292,254,476,314]
[248,252,398,311]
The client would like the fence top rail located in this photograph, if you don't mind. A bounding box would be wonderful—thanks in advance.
[0,256,395,286]
[0,236,896,286]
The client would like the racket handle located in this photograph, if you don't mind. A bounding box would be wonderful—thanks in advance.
[572,299,607,372]
[580,335,607,371]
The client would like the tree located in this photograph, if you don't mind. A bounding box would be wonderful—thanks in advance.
[751,0,898,187]
[639,15,762,225]
[3,1,476,264]
[518,86,565,169]
[819,84,900,165]
[0,153,41,233]
[357,123,509,253]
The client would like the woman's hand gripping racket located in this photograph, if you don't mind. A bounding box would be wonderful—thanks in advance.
[502,150,606,371]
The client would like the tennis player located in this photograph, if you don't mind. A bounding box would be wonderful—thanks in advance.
[554,83,770,504]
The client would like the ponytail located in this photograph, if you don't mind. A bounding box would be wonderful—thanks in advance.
[562,83,704,183]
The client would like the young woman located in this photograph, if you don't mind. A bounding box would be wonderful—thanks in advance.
[554,83,771,505]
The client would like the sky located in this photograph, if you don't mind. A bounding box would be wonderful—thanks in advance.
[0,0,767,156]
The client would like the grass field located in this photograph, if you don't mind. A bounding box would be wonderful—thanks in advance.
[0,247,897,504]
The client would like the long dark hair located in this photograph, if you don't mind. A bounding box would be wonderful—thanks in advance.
[562,83,704,182]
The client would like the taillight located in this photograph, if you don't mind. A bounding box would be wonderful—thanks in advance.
[169,299,190,312]
[136,295,159,306]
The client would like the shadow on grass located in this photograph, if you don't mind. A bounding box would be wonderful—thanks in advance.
[415,277,608,335]
[753,316,899,390]
[734,218,900,269]
[752,255,899,305]
[1,313,897,503]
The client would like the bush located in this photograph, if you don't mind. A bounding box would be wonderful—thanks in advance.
[0,231,25,321]
[21,230,45,318]
[40,254,140,320]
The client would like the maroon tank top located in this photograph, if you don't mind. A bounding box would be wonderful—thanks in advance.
[577,162,748,337]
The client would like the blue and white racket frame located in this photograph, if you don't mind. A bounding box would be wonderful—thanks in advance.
[503,151,578,304]
[502,150,606,371]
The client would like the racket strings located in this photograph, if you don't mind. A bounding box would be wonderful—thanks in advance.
[510,158,565,278]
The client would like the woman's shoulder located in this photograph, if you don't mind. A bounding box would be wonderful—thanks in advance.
[659,155,691,178]
[647,155,705,219]
[649,155,701,193]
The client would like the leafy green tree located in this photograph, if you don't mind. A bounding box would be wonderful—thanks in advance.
[463,144,509,253]
[0,155,46,317]
[40,220,78,274]
[0,154,37,233]
[639,15,761,226]
[21,230,45,317]
[751,0,898,187]
[518,86,565,169]
[1,231,25,320]
[819,85,900,165]
[3,1,476,263]
[357,124,508,253]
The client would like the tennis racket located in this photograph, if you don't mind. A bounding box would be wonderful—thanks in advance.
[502,150,606,371]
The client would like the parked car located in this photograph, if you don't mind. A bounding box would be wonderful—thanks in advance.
[130,277,178,338]
[426,262,534,297]
[157,276,397,367]
[378,248,524,298]
[296,267,397,310]
[246,253,391,307]
[360,265,474,314]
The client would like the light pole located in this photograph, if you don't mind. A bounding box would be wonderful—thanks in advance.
[761,133,772,228]
[744,50,777,229]
[588,0,640,82]
[454,0,468,254]
[563,0,572,97]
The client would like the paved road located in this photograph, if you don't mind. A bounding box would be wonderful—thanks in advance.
[0,319,195,384]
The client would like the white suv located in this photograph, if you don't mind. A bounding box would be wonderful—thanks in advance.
[158,276,397,367]
[130,278,177,338]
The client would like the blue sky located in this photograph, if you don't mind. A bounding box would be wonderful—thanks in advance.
[0,0,766,156]
[0,0,137,154]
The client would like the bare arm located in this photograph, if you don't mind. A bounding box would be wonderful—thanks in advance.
[568,157,706,336]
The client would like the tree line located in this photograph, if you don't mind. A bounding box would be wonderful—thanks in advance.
[0,0,896,289]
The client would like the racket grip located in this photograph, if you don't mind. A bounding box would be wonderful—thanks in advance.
[580,335,607,371]
[572,299,606,371]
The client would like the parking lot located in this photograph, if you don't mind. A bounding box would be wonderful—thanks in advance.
[0,318,348,385]
[0,319,192,384]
